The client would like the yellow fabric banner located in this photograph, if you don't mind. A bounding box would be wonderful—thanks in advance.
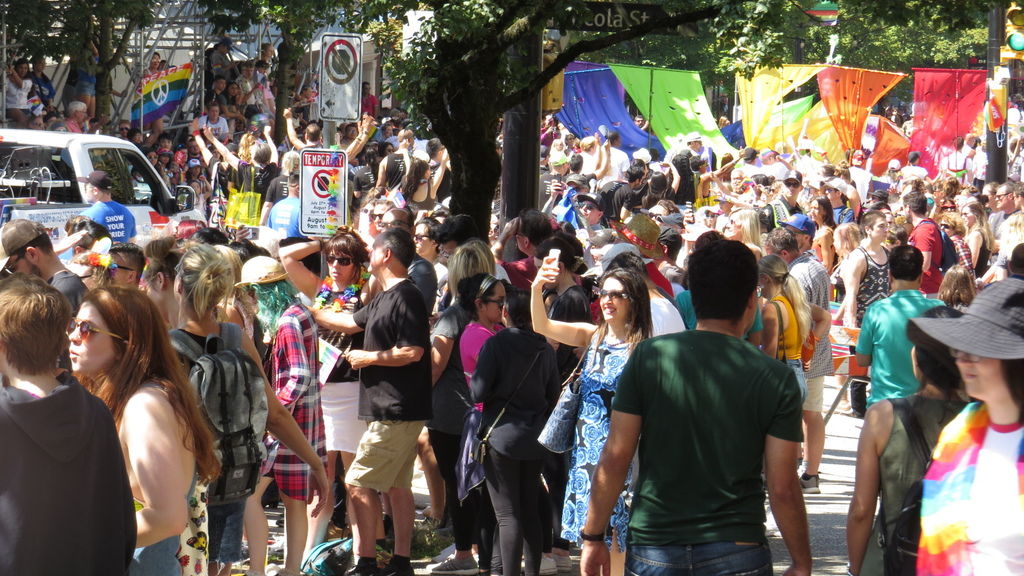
[737,65,825,148]
[799,101,845,165]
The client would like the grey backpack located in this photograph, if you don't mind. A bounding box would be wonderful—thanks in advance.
[171,323,268,503]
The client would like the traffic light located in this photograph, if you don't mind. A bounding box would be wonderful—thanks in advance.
[1007,5,1024,57]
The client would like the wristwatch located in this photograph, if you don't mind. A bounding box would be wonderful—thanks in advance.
[579,530,604,542]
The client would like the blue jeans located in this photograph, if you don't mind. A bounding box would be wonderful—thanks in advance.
[626,542,771,576]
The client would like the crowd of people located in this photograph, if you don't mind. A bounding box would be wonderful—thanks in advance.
[2,39,1024,576]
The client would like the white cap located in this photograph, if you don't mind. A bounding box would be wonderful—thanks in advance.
[633,148,652,163]
[684,131,702,143]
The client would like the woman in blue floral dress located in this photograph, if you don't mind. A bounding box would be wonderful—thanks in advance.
[531,265,652,574]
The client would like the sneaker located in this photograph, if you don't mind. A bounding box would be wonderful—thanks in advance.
[540,556,558,576]
[347,562,379,576]
[553,555,572,573]
[430,556,478,575]
[381,561,415,576]
[800,473,821,494]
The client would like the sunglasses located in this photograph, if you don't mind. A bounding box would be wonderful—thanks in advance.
[598,290,630,301]
[482,298,506,308]
[371,213,386,221]
[68,318,125,341]
[326,255,354,266]
[109,263,136,273]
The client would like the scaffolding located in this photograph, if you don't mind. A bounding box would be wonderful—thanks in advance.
[3,2,378,133]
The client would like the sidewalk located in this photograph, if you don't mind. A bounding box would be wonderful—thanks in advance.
[258,376,863,575]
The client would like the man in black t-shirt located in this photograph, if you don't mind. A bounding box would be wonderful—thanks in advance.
[314,228,430,576]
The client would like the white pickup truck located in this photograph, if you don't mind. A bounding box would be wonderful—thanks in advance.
[0,129,200,238]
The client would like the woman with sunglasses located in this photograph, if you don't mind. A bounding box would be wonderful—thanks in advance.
[70,287,220,575]
[279,229,372,549]
[960,202,994,278]
[174,244,329,576]
[460,274,507,385]
[530,265,652,575]
[909,279,1024,575]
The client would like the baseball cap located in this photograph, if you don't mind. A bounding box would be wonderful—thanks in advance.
[633,148,652,163]
[77,170,113,189]
[188,159,202,168]
[684,132,702,143]
[784,213,817,237]
[783,170,803,185]
[575,193,601,207]
[566,174,590,188]
[549,150,569,167]
[0,219,48,271]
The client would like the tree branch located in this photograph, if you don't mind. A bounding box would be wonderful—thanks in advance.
[496,5,720,111]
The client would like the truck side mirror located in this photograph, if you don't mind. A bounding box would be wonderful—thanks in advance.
[175,185,196,213]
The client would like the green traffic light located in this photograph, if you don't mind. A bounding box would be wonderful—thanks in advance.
[1010,31,1024,51]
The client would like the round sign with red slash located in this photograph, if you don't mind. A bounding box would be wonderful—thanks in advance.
[311,170,336,199]
[324,39,357,86]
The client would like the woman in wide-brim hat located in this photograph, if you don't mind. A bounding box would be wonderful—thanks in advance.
[909,278,1024,575]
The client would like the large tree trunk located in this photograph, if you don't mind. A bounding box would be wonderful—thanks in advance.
[420,46,504,239]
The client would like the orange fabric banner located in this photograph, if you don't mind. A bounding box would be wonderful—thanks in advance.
[866,115,911,177]
[817,66,906,152]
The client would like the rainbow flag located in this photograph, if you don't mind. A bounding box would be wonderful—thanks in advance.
[806,1,838,26]
[131,63,192,126]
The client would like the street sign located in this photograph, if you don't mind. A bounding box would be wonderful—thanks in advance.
[319,33,362,122]
[299,148,349,237]
[558,3,696,35]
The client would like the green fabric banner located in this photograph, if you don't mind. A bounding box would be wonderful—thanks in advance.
[610,64,737,156]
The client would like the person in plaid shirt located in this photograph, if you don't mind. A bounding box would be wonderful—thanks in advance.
[239,256,326,576]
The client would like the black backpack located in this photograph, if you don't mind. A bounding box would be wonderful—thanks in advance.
[937,225,958,273]
[878,397,932,576]
[171,323,269,504]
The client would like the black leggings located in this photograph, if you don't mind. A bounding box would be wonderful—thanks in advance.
[485,451,544,576]
[427,429,479,551]
[543,450,571,550]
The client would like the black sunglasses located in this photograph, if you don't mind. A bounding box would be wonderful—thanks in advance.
[327,255,354,266]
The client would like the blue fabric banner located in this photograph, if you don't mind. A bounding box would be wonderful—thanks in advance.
[556,67,666,160]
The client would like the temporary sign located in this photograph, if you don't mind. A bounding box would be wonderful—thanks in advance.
[319,33,362,122]
[299,148,349,236]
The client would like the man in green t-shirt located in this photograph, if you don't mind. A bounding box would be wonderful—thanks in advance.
[579,240,811,576]
[856,245,944,406]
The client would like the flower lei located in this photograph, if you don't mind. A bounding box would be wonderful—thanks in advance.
[313,269,370,312]
[86,252,112,268]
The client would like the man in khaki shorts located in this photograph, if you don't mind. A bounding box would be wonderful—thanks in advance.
[316,228,432,576]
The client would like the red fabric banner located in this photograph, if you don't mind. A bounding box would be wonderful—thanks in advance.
[867,115,911,177]
[908,69,987,178]
[817,65,906,152]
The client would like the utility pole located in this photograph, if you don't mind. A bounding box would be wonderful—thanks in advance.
[988,3,1009,183]
[500,34,542,223]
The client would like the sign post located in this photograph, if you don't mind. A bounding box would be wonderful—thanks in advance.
[319,33,362,122]
[299,148,349,237]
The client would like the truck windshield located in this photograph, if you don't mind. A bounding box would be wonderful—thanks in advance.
[0,144,78,203]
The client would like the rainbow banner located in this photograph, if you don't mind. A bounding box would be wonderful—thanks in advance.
[132,63,192,126]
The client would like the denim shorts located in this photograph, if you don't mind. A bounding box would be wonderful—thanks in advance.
[626,542,771,576]
[130,534,180,576]
[786,359,808,404]
[207,500,246,563]
[75,81,96,97]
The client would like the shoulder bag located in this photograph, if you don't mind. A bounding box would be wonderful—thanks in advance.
[537,342,591,453]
